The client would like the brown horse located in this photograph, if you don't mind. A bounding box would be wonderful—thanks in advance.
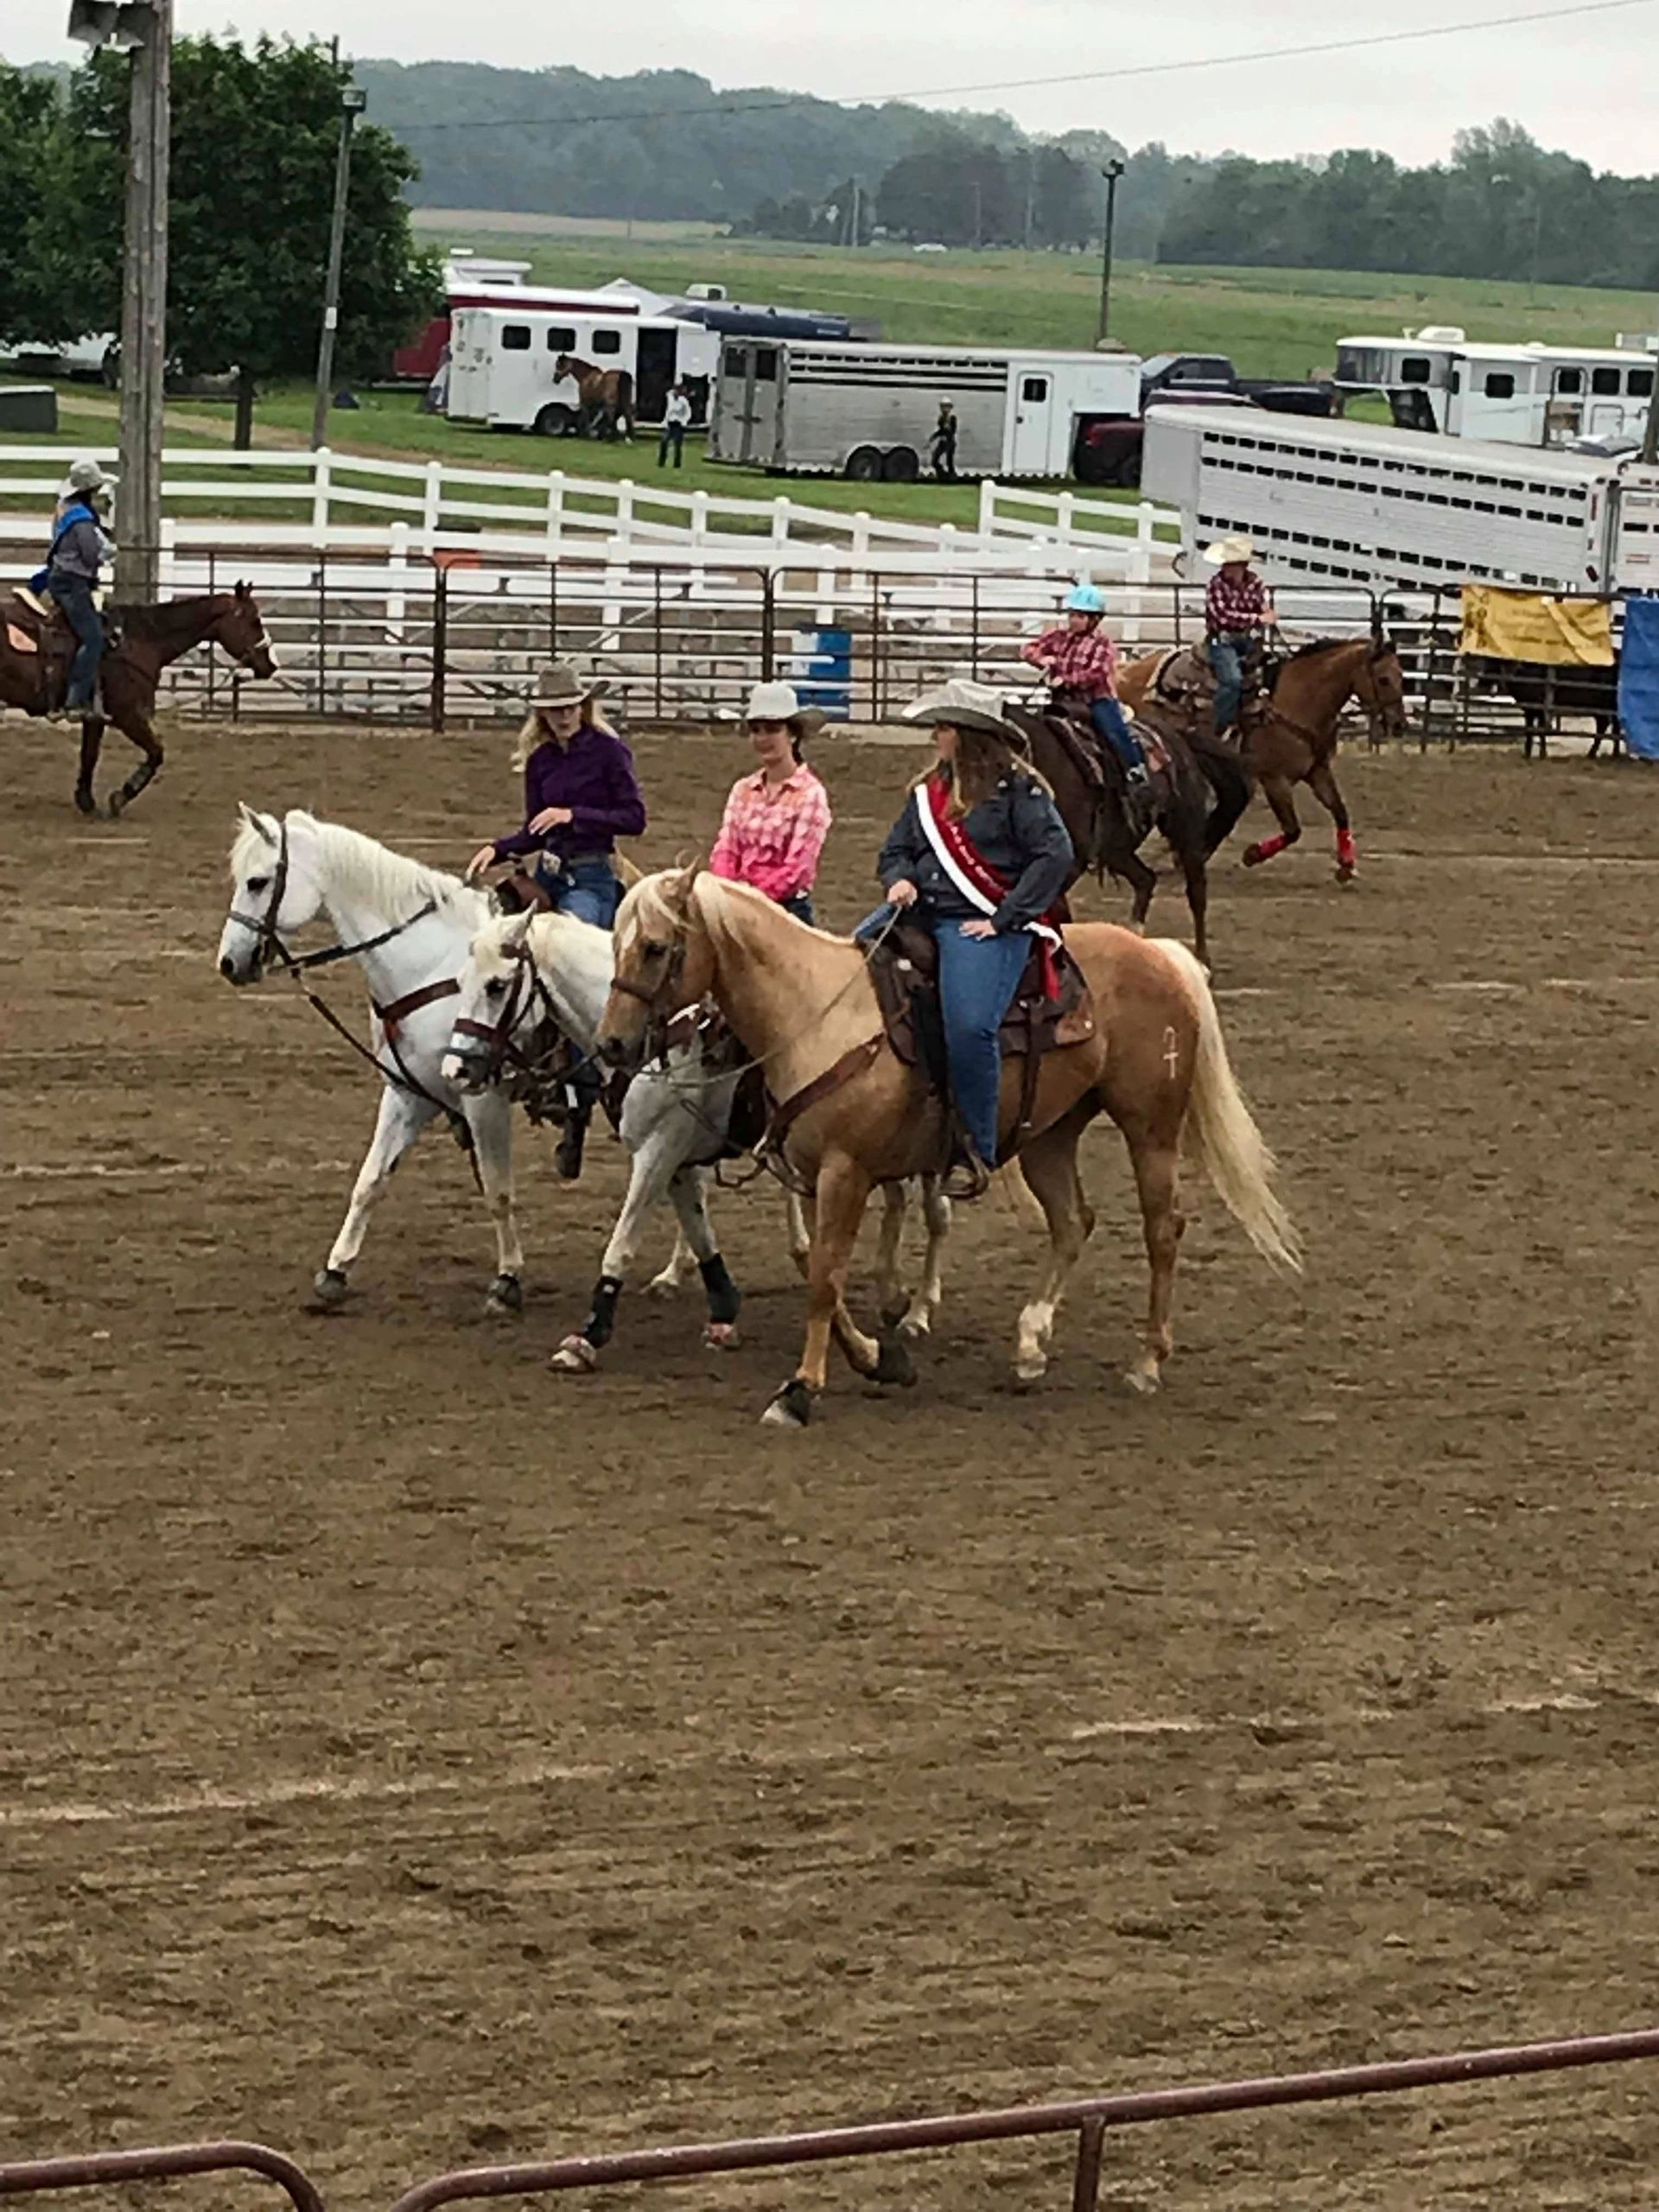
[1011,705,1251,970]
[597,869,1298,1427]
[1116,636,1408,884]
[1,582,276,816]
[553,354,635,441]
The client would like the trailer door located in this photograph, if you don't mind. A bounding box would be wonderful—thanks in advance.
[1009,372,1052,474]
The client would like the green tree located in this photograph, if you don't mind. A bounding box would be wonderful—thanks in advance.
[41,35,439,442]
[0,67,70,345]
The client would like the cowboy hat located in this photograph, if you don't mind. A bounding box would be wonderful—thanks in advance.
[743,679,827,736]
[1203,535,1256,567]
[903,677,1025,747]
[64,456,109,494]
[531,658,607,705]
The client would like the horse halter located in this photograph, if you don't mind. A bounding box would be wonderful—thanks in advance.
[228,816,295,982]
[606,933,688,1065]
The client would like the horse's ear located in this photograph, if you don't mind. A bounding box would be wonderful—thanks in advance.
[671,856,704,913]
[499,909,533,949]
[237,799,277,846]
[234,580,251,602]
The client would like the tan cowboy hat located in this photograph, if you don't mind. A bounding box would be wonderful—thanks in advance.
[743,679,827,736]
[1203,535,1256,567]
[904,676,1023,746]
[531,658,607,706]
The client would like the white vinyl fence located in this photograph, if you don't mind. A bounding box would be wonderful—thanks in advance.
[0,444,1176,580]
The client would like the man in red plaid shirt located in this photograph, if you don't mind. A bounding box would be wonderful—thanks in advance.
[1022,582,1148,791]
[1203,535,1276,736]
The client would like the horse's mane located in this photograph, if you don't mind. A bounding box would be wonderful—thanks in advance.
[229,810,480,924]
[695,872,848,945]
[117,594,223,635]
[619,869,846,950]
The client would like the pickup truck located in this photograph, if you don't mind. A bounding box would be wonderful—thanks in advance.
[1073,352,1333,486]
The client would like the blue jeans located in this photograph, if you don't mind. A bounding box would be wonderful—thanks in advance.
[535,855,621,930]
[779,889,815,925]
[1089,694,1144,776]
[536,859,620,1108]
[1209,633,1250,734]
[935,922,1032,1166]
[48,574,105,709]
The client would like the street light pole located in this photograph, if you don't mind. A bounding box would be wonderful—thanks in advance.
[71,0,171,600]
[1096,159,1126,347]
[311,84,367,451]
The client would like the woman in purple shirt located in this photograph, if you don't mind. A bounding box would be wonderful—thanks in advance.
[467,659,647,1178]
[467,660,646,929]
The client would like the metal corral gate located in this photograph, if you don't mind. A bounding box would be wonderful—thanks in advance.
[3,2031,1659,2212]
[31,544,1624,748]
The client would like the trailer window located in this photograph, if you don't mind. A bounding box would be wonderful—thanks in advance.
[1592,366,1621,395]
[1630,367,1656,397]
[543,326,578,353]
[1554,366,1584,395]
[753,348,778,382]
[1483,372,1516,398]
[1399,356,1433,384]
[502,325,531,352]
[591,328,622,355]
[1022,377,1049,402]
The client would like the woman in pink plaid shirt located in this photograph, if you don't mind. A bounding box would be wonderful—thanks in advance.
[709,682,834,925]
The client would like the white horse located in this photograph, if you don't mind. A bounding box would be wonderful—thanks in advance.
[442,907,956,1371]
[216,805,530,1313]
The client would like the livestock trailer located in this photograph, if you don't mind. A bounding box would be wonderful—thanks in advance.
[445,301,721,432]
[709,339,1142,480]
[1334,327,1658,448]
[1141,403,1659,594]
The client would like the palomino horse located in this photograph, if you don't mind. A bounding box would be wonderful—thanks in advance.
[1116,635,1408,884]
[1,582,276,816]
[553,354,635,440]
[1011,705,1251,970]
[597,870,1299,1427]
[442,906,957,1370]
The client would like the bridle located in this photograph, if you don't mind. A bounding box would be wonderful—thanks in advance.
[448,934,567,1093]
[229,816,440,986]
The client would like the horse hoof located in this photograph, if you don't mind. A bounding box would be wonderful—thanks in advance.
[550,1334,600,1374]
[1124,1364,1162,1396]
[1242,845,1264,868]
[1335,867,1357,887]
[74,788,97,817]
[760,1379,814,1429]
[899,1308,932,1341]
[645,1271,683,1298]
[486,1274,524,1316]
[873,1332,917,1389]
[703,1320,741,1351]
[879,1299,911,1332]
[1011,1357,1047,1392]
[311,1267,350,1310]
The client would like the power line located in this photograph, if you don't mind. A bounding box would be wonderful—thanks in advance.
[396,0,1657,133]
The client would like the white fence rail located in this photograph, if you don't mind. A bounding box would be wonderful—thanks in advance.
[0,444,1174,579]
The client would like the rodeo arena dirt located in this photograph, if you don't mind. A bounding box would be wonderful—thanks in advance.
[6,463,1659,2212]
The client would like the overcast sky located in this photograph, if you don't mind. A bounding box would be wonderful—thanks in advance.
[8,0,1659,172]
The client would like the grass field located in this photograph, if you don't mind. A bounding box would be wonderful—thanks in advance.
[414,221,1659,378]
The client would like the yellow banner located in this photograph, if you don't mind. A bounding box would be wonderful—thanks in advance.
[1459,585,1614,667]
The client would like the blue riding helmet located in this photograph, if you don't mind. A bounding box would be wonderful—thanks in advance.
[1065,582,1106,615]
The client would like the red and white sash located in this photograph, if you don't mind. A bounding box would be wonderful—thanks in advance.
[916,772,1064,995]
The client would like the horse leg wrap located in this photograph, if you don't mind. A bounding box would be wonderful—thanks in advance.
[582,1274,624,1349]
[697,1253,741,1327]
[1243,832,1288,868]
[109,755,160,817]
[874,1331,918,1389]
[1336,828,1357,874]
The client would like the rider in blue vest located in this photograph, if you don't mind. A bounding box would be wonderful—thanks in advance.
[32,457,115,719]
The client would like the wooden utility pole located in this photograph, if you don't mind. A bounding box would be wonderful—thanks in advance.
[311,85,366,451]
[70,0,172,597]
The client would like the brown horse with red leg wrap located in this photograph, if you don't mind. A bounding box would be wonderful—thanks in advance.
[597,868,1299,1427]
[1116,635,1407,884]
[0,582,276,816]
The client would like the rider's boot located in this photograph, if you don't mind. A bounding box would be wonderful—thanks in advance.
[555,1096,594,1181]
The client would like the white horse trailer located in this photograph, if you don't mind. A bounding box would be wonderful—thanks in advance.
[446,302,721,433]
[1141,404,1659,594]
[709,339,1142,480]
[1334,327,1658,448]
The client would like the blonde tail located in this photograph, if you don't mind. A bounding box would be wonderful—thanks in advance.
[1158,941,1301,1274]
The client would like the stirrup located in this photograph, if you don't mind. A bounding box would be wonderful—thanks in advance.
[941,1150,994,1203]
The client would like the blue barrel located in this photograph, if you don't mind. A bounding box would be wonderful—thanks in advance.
[788,626,852,719]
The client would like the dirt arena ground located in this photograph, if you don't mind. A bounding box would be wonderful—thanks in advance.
[6,716,1659,2210]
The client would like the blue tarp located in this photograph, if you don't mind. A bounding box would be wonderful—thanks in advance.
[1618,596,1659,761]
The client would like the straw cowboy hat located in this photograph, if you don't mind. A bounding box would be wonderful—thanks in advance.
[531,658,607,705]
[743,679,827,736]
[1203,535,1256,567]
[904,676,1025,747]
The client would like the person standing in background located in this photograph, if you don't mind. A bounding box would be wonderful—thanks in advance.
[658,383,693,469]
